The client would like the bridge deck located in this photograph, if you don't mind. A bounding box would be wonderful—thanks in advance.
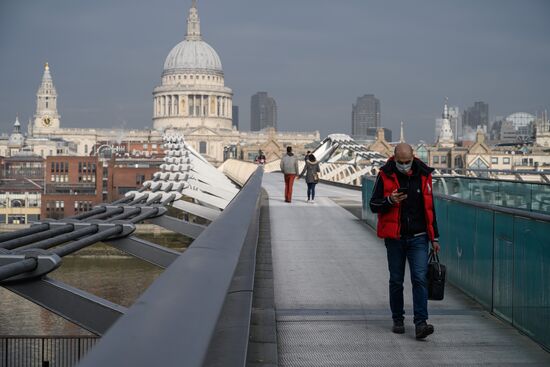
[262,172,550,366]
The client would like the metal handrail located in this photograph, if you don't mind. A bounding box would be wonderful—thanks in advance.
[78,167,264,367]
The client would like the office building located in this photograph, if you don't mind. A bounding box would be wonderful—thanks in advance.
[251,92,277,131]
[232,105,239,129]
[352,94,380,139]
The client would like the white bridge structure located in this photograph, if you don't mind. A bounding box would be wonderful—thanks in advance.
[265,133,550,185]
[265,133,387,186]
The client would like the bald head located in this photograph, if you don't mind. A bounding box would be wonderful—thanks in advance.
[394,143,414,163]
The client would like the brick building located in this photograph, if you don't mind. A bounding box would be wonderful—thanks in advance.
[40,155,162,219]
[42,156,103,219]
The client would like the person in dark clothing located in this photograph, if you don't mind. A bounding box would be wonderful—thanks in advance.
[369,143,441,340]
[304,151,311,161]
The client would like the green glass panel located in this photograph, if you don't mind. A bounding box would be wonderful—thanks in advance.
[493,212,514,322]
[530,183,550,214]
[499,181,530,210]
[361,176,377,229]
[447,203,477,296]
[512,217,550,348]
[472,208,494,309]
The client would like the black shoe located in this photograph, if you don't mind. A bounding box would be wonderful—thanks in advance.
[415,322,434,339]
[392,320,405,334]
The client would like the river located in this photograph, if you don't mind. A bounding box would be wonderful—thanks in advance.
[0,232,191,336]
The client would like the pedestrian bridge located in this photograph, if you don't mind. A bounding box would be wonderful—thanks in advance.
[0,141,549,366]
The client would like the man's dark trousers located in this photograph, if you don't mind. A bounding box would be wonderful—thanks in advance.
[385,234,429,326]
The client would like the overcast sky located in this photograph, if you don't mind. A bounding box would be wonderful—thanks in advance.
[1,0,549,143]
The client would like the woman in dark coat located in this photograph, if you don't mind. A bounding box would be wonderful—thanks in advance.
[299,154,321,203]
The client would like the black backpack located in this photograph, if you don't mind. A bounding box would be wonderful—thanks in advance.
[428,250,446,301]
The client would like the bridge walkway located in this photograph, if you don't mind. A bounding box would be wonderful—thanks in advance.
[261,172,550,366]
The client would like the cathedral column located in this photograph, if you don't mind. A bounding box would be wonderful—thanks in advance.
[181,95,187,116]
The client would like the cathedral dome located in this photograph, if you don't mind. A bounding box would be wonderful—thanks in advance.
[163,40,222,74]
[162,1,223,76]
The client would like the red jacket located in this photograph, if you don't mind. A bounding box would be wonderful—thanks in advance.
[370,157,437,241]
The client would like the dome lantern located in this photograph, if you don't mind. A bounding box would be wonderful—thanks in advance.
[162,0,223,76]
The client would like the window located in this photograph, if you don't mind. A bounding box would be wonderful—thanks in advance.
[136,174,146,186]
[470,157,489,170]
[441,156,447,164]
[46,200,65,219]
[433,156,439,164]
[199,141,207,154]
[491,157,499,164]
[503,157,510,164]
[84,144,88,154]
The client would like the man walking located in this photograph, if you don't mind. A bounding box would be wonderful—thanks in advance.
[369,143,441,340]
[280,146,299,203]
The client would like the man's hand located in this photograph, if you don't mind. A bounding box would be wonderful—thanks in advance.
[432,240,441,253]
[389,189,407,204]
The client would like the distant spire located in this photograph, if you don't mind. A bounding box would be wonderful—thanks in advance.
[13,115,21,133]
[42,62,52,80]
[443,97,449,119]
[185,0,201,41]
[399,121,405,143]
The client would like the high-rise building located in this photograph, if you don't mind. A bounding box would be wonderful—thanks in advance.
[462,101,488,138]
[250,92,277,131]
[232,105,239,129]
[448,106,461,141]
[352,94,380,139]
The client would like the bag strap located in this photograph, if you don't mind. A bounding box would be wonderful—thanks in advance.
[429,249,440,263]
[429,250,442,276]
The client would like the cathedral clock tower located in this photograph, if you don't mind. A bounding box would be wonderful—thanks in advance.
[34,62,60,131]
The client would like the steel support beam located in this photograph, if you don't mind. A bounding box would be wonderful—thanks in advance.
[171,200,220,222]
[148,215,206,239]
[3,277,126,335]
[106,236,179,268]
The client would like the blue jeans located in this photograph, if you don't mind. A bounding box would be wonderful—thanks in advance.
[385,235,429,325]
[307,182,316,200]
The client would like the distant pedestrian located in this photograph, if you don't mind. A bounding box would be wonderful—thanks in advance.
[299,154,320,203]
[255,150,266,165]
[280,146,299,203]
[304,151,311,161]
[369,143,441,340]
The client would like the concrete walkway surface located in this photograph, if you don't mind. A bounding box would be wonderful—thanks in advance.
[262,172,550,367]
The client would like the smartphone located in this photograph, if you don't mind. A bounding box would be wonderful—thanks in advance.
[397,187,408,194]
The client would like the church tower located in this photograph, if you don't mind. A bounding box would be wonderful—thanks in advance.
[437,98,455,148]
[34,62,60,131]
